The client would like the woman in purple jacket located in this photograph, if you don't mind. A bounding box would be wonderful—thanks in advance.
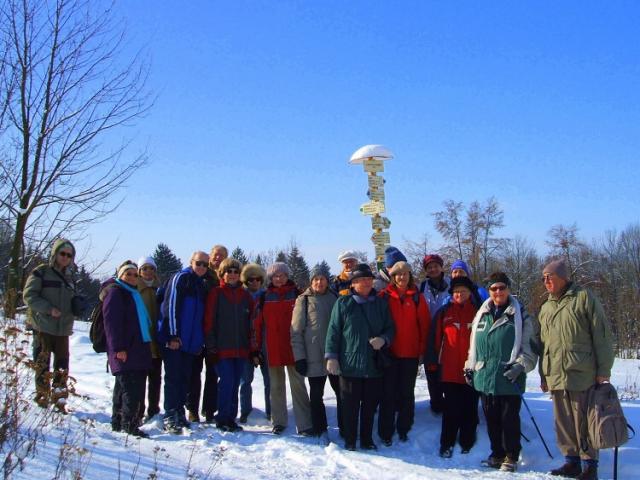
[103,261,152,437]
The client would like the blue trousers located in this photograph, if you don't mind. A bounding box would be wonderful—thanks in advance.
[233,359,271,418]
[216,358,246,423]
[162,347,194,418]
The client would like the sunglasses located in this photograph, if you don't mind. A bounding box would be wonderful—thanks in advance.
[489,285,508,292]
[225,268,240,274]
[58,251,73,258]
[194,261,208,268]
[247,277,262,283]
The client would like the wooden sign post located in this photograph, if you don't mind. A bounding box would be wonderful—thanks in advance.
[349,145,394,269]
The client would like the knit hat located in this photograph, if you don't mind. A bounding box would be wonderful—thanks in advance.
[486,271,511,288]
[309,264,330,281]
[337,250,359,263]
[450,259,470,277]
[388,261,411,276]
[543,259,569,280]
[423,254,444,268]
[137,256,157,271]
[350,263,375,280]
[384,246,407,268]
[448,276,475,294]
[267,262,291,279]
[241,263,266,284]
[117,260,138,278]
[49,238,76,265]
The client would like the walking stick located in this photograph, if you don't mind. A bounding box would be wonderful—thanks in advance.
[510,379,553,459]
[520,431,530,443]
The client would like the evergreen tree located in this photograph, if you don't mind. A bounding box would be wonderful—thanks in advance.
[275,251,287,263]
[254,254,264,267]
[231,246,249,265]
[153,243,183,281]
[288,246,310,289]
[75,265,101,320]
[313,260,332,280]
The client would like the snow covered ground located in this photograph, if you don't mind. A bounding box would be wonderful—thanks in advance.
[9,321,640,479]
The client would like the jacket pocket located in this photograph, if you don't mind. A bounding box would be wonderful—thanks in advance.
[564,345,593,372]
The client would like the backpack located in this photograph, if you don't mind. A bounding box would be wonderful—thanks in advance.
[89,283,117,353]
[585,382,630,450]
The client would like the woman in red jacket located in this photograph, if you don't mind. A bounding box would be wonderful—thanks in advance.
[377,261,430,446]
[434,276,480,458]
[252,262,312,435]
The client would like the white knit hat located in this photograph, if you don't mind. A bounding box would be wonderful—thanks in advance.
[337,250,358,263]
[137,256,157,270]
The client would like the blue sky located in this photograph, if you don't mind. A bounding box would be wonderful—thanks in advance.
[80,1,640,275]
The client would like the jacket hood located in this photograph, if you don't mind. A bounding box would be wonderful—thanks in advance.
[49,238,76,266]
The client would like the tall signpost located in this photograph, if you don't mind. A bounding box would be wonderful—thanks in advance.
[349,145,394,270]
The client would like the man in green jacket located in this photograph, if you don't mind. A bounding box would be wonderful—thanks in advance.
[325,263,394,451]
[23,238,78,412]
[538,259,614,480]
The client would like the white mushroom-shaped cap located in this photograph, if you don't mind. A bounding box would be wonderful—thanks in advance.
[349,145,394,164]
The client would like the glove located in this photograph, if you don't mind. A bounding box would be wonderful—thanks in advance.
[369,336,385,350]
[503,363,524,383]
[463,368,474,387]
[206,350,219,364]
[295,359,308,376]
[251,351,263,367]
[326,358,340,376]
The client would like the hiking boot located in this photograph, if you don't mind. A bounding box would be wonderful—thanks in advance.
[164,416,182,434]
[439,447,453,458]
[500,458,518,472]
[576,464,598,480]
[344,442,356,451]
[299,428,316,437]
[481,455,504,469]
[34,394,49,408]
[398,433,408,442]
[238,414,249,424]
[112,423,122,432]
[127,427,149,439]
[460,448,471,454]
[382,437,392,447]
[361,441,377,450]
[272,425,285,435]
[550,462,582,478]
[187,410,200,423]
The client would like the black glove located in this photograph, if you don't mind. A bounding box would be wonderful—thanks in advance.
[251,351,264,367]
[295,359,308,376]
[463,368,474,387]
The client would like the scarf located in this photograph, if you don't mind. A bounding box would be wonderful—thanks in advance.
[115,279,152,343]
[466,295,523,369]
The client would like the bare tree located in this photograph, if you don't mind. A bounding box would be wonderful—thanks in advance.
[433,200,464,260]
[0,0,151,317]
[499,235,542,309]
[545,224,592,283]
[402,232,430,280]
[479,196,505,278]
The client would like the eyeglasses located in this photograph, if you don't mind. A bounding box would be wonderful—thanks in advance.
[542,273,556,282]
[489,285,508,292]
[58,251,73,258]
[125,272,139,278]
[194,261,208,268]
[225,268,239,275]
[247,277,262,283]
[141,266,155,271]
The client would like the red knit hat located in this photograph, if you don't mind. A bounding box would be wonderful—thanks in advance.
[422,254,444,269]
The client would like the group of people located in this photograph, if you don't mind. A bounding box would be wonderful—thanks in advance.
[23,239,614,480]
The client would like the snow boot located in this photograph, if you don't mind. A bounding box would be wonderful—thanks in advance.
[550,461,582,478]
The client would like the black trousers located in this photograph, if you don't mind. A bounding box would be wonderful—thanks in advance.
[145,357,163,417]
[340,376,383,446]
[186,351,218,416]
[426,368,445,413]
[481,393,522,460]
[378,357,419,440]
[308,374,342,435]
[113,371,146,431]
[440,382,479,450]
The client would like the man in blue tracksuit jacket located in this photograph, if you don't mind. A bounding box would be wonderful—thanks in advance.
[157,251,209,432]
